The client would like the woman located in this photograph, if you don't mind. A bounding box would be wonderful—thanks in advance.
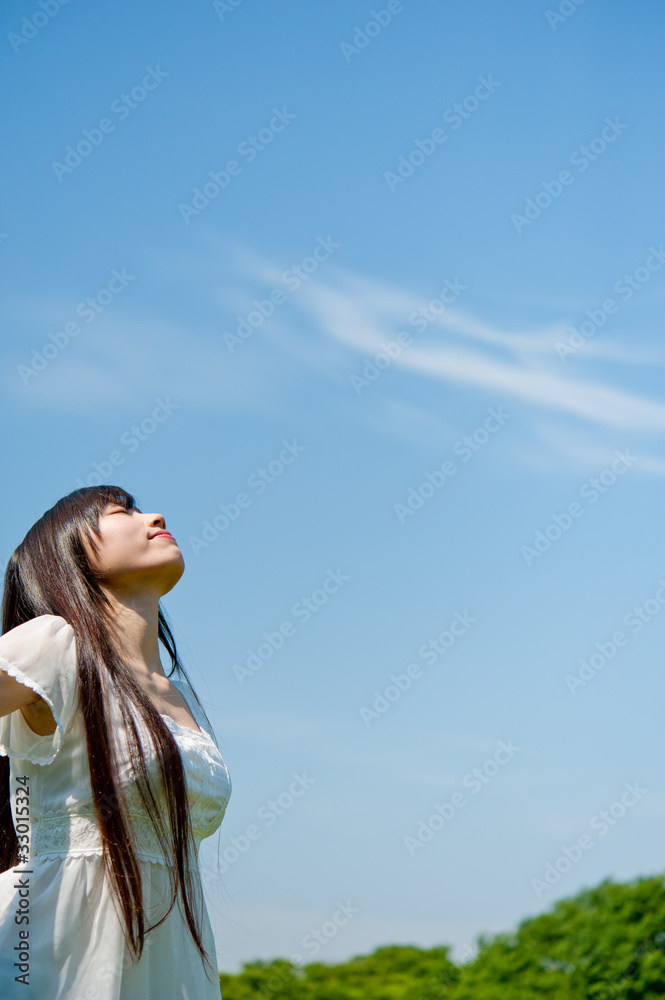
[0,485,232,998]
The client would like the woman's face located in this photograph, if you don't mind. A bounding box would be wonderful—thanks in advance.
[81,501,185,598]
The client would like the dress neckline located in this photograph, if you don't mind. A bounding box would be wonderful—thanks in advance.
[151,676,205,736]
[160,713,211,741]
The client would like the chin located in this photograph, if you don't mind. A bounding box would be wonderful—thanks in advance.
[166,559,186,587]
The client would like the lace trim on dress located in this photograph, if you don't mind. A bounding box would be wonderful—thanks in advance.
[159,714,214,743]
[31,724,228,862]
[31,810,204,866]
[0,655,65,766]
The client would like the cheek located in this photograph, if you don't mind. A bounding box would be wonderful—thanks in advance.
[97,522,143,571]
[116,529,146,566]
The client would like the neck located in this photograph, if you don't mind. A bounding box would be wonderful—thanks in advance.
[104,587,163,677]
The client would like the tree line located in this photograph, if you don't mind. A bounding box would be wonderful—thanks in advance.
[218,871,665,998]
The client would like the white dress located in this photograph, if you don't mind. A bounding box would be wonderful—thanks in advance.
[0,615,232,998]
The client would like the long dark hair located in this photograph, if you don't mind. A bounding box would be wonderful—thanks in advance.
[0,485,216,975]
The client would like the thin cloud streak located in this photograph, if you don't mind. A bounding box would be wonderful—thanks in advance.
[283,267,665,432]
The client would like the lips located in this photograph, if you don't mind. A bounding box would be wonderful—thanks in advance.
[151,531,175,541]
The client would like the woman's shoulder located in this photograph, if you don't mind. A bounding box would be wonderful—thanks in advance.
[0,616,79,765]
[0,615,76,664]
[2,614,74,637]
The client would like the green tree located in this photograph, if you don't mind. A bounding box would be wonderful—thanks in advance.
[218,873,665,999]
[448,874,665,999]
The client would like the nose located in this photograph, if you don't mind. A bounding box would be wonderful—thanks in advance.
[148,513,167,530]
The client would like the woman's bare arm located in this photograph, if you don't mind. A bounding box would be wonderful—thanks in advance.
[0,670,57,735]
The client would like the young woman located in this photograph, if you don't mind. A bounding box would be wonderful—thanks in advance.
[0,485,232,998]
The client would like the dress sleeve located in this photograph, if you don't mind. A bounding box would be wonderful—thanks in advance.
[0,615,78,766]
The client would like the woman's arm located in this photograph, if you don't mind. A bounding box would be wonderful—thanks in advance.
[0,670,57,736]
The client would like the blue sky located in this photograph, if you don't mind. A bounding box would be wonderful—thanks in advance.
[1,0,664,975]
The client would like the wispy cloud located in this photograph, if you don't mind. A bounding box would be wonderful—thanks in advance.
[281,265,665,432]
[212,246,664,471]
[8,243,664,476]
